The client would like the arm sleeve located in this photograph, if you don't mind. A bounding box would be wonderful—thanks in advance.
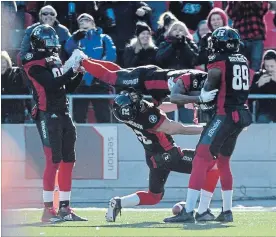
[123,46,139,67]
[250,73,261,93]
[28,65,76,91]
[102,34,117,62]
[64,36,79,56]
[66,73,82,93]
[143,107,167,131]
[20,28,32,60]
[156,42,175,67]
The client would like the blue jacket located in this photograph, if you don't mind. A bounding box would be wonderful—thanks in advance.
[65,27,117,86]
[20,22,71,61]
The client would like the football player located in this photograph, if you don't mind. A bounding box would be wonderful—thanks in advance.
[23,24,87,223]
[164,26,252,223]
[105,89,218,222]
[63,54,218,107]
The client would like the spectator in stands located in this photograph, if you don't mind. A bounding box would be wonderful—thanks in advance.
[250,50,276,123]
[65,13,116,123]
[156,21,198,70]
[197,7,228,71]
[123,22,157,67]
[193,20,210,45]
[226,2,269,71]
[153,11,178,47]
[95,2,152,66]
[44,1,98,32]
[1,51,29,124]
[169,1,213,31]
[156,21,198,123]
[20,5,71,62]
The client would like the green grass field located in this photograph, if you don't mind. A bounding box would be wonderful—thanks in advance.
[2,209,276,237]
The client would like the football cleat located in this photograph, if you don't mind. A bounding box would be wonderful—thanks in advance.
[195,208,215,221]
[41,207,64,223]
[215,208,233,222]
[63,49,88,73]
[164,207,195,223]
[58,206,88,221]
[105,197,122,222]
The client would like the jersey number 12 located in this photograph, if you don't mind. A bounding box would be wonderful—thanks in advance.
[232,65,249,90]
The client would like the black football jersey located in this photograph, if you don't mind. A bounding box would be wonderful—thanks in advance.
[208,53,250,114]
[168,69,208,93]
[23,52,80,113]
[124,101,176,153]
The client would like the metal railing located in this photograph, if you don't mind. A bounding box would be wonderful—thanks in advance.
[2,94,276,123]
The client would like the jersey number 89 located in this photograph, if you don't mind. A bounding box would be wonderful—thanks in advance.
[232,65,249,91]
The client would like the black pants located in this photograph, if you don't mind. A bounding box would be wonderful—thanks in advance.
[36,111,76,163]
[196,109,252,159]
[146,147,194,194]
[73,83,111,123]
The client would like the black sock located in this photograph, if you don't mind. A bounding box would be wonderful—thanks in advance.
[59,200,70,209]
[44,202,53,208]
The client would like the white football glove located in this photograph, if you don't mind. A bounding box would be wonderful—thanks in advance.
[199,88,218,103]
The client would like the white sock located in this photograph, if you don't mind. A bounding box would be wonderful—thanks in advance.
[120,193,140,208]
[197,189,213,214]
[43,190,53,203]
[59,191,71,201]
[221,190,233,211]
[185,188,200,213]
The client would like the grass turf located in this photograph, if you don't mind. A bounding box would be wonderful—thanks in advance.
[2,209,276,237]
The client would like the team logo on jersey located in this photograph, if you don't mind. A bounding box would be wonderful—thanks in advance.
[162,153,171,162]
[25,53,33,60]
[193,79,198,88]
[149,115,157,123]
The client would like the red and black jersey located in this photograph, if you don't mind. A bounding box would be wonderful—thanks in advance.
[168,69,207,93]
[23,52,81,114]
[124,101,176,154]
[208,53,251,114]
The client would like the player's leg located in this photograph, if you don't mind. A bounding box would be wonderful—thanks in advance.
[105,162,170,222]
[82,59,119,85]
[164,115,230,223]
[214,127,243,222]
[36,112,63,223]
[58,114,87,221]
[196,162,218,221]
[88,58,122,71]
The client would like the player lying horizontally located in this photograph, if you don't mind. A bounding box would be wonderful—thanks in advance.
[104,89,219,222]
[63,50,218,107]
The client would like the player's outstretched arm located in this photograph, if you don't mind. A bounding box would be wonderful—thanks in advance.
[155,117,203,135]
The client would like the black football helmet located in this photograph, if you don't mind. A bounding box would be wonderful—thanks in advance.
[211,26,240,53]
[112,90,142,122]
[30,24,61,52]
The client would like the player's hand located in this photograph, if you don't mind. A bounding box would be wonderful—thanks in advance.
[136,8,146,17]
[256,74,271,87]
[72,29,87,41]
[199,88,218,103]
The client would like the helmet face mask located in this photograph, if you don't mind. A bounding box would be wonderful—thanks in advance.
[210,26,240,54]
[112,92,142,122]
[30,24,61,53]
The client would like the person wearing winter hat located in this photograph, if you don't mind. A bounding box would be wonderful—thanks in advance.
[65,13,116,124]
[123,21,157,67]
[196,8,228,71]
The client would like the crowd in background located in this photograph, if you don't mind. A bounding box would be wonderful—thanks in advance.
[1,1,276,124]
